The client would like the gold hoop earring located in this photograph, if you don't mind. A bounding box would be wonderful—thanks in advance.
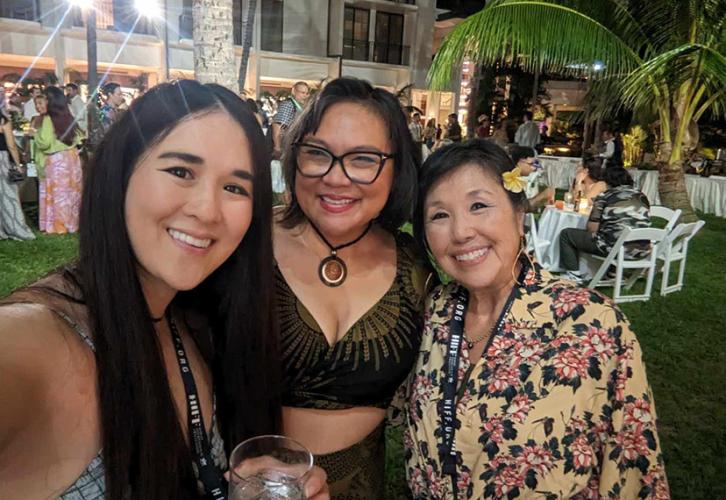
[511,236,535,285]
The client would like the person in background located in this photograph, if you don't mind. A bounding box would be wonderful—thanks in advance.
[514,111,541,149]
[445,113,462,142]
[559,166,651,283]
[274,77,430,498]
[490,119,509,148]
[0,94,35,240]
[423,118,436,150]
[65,83,87,132]
[571,156,607,203]
[599,129,624,167]
[475,114,491,138]
[0,80,328,500]
[23,87,41,121]
[272,81,310,160]
[396,139,668,498]
[508,144,554,211]
[33,86,83,234]
[409,112,424,148]
[100,82,125,132]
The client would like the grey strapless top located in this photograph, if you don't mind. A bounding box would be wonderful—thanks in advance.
[53,310,227,499]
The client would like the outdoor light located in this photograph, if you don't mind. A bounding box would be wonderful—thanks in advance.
[593,60,605,72]
[68,0,93,8]
[134,0,162,19]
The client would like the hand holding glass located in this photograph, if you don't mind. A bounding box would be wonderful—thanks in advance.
[228,435,313,500]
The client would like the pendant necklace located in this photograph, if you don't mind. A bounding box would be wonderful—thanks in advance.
[308,220,373,287]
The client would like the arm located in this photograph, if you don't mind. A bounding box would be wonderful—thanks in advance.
[2,120,21,165]
[271,122,284,158]
[597,312,669,498]
[33,116,55,152]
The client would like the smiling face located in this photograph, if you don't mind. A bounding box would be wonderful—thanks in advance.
[124,110,255,295]
[294,101,394,242]
[424,163,524,294]
[292,84,310,104]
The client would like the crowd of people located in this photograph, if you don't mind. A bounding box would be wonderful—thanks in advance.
[0,77,670,499]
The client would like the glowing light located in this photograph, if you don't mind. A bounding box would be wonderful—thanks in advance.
[135,0,162,19]
[593,60,605,72]
[68,0,93,8]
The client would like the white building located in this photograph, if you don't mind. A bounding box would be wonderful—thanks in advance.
[0,0,455,121]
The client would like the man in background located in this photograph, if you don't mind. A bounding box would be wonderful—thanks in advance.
[408,112,423,147]
[65,83,87,132]
[515,111,540,149]
[272,81,310,160]
[445,113,462,142]
[100,82,125,133]
[23,87,41,121]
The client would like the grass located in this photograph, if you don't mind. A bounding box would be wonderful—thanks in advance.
[2,216,724,499]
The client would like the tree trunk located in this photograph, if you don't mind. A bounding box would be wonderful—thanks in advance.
[658,160,698,222]
[238,0,256,93]
[193,0,236,89]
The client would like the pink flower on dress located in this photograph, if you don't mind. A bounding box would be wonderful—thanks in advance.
[506,394,532,423]
[425,463,444,497]
[411,374,435,413]
[488,334,517,356]
[456,470,472,494]
[514,338,543,365]
[552,287,591,318]
[481,417,507,444]
[583,326,616,362]
[571,435,595,470]
[642,468,671,500]
[488,364,522,394]
[624,398,654,429]
[516,444,555,477]
[618,431,652,461]
[492,464,523,498]
[553,348,590,381]
[409,466,427,497]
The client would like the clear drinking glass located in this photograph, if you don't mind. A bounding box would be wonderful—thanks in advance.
[563,191,574,209]
[228,435,313,500]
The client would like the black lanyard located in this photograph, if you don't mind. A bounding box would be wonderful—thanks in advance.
[440,278,521,495]
[169,314,227,500]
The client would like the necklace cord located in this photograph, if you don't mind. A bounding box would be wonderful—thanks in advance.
[308,220,373,252]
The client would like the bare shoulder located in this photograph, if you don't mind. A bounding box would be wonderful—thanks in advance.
[0,303,100,497]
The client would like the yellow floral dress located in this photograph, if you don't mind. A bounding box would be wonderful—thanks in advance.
[394,262,669,499]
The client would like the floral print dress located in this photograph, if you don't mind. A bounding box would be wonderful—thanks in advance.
[394,262,669,499]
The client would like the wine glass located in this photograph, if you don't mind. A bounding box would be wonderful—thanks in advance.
[563,192,574,209]
[228,435,313,500]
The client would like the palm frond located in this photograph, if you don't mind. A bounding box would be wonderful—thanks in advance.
[428,0,641,89]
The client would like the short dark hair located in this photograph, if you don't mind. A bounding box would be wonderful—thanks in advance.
[583,156,605,182]
[523,111,534,121]
[65,82,79,91]
[280,77,420,232]
[413,139,526,254]
[448,113,458,120]
[102,82,121,96]
[604,165,634,187]
[508,145,536,164]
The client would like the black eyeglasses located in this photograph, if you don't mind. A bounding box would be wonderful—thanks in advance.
[293,142,394,185]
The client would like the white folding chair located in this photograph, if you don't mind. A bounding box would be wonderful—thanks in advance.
[658,220,705,296]
[588,227,668,303]
[525,213,550,266]
[649,206,682,234]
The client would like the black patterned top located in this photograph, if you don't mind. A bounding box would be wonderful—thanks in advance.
[277,233,430,410]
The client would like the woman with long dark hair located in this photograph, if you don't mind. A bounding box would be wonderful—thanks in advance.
[0,81,327,499]
[34,85,83,233]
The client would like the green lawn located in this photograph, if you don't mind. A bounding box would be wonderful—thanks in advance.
[2,216,724,499]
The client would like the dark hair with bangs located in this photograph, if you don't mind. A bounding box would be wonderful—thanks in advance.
[280,77,419,232]
[583,156,605,182]
[604,165,634,187]
[413,139,526,254]
[7,80,279,499]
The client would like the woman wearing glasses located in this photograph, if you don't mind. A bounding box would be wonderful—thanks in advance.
[273,77,430,498]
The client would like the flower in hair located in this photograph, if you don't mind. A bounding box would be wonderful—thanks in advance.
[502,167,526,193]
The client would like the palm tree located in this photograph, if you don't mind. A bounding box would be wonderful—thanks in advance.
[237,0,257,93]
[193,0,236,89]
[430,0,726,220]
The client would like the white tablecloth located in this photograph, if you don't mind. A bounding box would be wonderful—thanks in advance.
[630,170,725,217]
[538,156,579,190]
[536,206,589,271]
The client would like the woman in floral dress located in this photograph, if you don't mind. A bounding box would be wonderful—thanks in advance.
[396,139,669,498]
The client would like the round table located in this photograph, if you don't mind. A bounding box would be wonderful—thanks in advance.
[538,156,579,190]
[536,206,589,272]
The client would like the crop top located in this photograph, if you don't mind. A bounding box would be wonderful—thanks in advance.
[277,233,430,410]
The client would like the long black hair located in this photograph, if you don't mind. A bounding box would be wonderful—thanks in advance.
[280,77,419,232]
[28,80,278,499]
[45,86,78,145]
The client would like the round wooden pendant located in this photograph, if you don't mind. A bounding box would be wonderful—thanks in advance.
[319,256,347,287]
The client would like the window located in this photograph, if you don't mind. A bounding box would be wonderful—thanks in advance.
[343,7,369,62]
[374,11,404,65]
[261,0,283,52]
[72,1,114,30]
[0,0,39,21]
